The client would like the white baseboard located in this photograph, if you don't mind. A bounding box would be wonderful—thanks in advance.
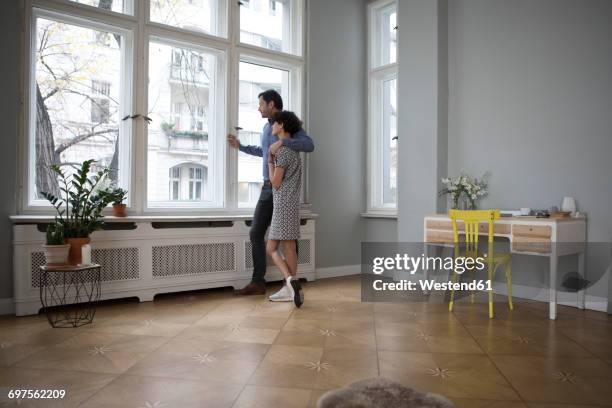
[316,264,360,280]
[0,298,14,315]
[493,282,608,313]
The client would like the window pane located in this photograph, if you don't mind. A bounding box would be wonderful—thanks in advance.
[33,17,127,200]
[67,0,128,14]
[148,41,215,206]
[382,9,397,65]
[382,78,397,205]
[150,0,220,36]
[240,0,292,53]
[237,61,289,208]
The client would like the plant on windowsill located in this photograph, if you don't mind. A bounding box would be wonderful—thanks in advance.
[105,187,128,217]
[161,121,208,140]
[439,172,489,210]
[42,223,70,266]
[41,159,115,265]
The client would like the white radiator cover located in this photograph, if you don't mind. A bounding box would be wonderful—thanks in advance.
[13,219,315,316]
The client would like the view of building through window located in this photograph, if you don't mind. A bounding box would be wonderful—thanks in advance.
[33,17,124,200]
[29,0,302,210]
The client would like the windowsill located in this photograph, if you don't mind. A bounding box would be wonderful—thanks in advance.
[360,212,398,220]
[10,211,319,224]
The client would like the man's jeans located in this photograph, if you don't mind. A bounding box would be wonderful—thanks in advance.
[250,183,273,283]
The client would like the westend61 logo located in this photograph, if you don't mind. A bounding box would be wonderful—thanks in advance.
[372,253,487,275]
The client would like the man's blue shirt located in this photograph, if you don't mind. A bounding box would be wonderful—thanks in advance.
[238,119,314,181]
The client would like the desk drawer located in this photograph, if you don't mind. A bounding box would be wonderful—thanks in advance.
[426,220,458,230]
[426,230,455,244]
[513,224,551,238]
[512,236,551,253]
[478,223,510,235]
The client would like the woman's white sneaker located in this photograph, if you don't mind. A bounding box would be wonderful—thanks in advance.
[268,285,292,302]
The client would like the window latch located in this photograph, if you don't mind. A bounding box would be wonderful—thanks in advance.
[122,114,152,124]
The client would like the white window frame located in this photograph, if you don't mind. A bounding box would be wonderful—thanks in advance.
[19,0,307,215]
[23,6,134,210]
[367,0,397,214]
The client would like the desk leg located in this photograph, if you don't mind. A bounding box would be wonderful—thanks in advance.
[577,252,586,309]
[423,243,430,295]
[549,254,558,320]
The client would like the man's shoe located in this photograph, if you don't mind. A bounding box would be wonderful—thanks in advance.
[269,285,292,302]
[234,281,266,296]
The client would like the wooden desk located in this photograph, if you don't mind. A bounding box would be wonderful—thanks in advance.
[423,214,587,319]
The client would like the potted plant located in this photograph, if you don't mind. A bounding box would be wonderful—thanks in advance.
[108,187,128,217]
[42,223,70,266]
[41,159,115,265]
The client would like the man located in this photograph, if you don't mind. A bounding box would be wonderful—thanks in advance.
[228,90,314,295]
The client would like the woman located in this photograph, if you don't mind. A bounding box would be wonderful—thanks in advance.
[266,111,304,307]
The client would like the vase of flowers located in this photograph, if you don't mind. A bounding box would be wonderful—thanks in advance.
[439,172,489,210]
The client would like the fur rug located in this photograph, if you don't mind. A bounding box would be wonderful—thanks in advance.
[317,377,455,408]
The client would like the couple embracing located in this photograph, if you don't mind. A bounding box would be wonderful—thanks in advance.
[228,90,314,307]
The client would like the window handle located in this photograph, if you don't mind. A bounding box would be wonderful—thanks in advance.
[122,114,152,124]
[234,126,243,131]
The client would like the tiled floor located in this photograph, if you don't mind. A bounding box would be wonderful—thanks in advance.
[0,275,611,407]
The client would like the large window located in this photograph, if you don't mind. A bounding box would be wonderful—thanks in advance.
[29,11,132,204]
[368,0,397,213]
[23,0,305,214]
[237,60,290,208]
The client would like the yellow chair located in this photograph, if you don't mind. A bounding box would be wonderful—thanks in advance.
[448,209,513,318]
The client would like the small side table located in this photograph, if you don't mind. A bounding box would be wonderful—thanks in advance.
[39,264,102,328]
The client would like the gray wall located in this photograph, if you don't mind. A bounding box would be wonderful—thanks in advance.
[397,0,448,242]
[0,0,20,300]
[364,218,397,242]
[307,0,367,267]
[447,0,612,303]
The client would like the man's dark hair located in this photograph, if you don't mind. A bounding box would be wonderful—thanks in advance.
[258,89,283,111]
[271,111,303,135]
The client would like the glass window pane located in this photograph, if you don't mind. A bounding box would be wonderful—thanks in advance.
[382,77,397,205]
[67,0,129,14]
[150,0,220,36]
[148,41,216,206]
[240,0,292,53]
[33,17,127,200]
[237,61,289,208]
[382,9,397,65]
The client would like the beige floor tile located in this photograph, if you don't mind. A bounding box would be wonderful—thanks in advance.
[466,324,592,357]
[0,367,116,408]
[126,338,266,383]
[491,355,612,406]
[558,325,612,361]
[0,324,77,367]
[233,385,312,408]
[313,349,379,390]
[80,374,242,408]
[274,331,328,348]
[14,332,168,375]
[307,389,330,408]
[378,351,520,401]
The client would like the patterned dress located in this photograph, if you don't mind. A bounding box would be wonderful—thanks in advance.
[269,146,302,240]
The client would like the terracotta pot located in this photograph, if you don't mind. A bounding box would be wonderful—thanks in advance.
[42,244,70,266]
[112,203,127,217]
[66,237,91,265]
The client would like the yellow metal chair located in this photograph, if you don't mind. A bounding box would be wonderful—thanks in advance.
[448,209,513,318]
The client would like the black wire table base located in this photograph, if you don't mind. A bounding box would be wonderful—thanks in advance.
[39,264,102,328]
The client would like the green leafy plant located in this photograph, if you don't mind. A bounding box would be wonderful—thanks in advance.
[105,187,128,205]
[41,159,115,238]
[45,223,65,245]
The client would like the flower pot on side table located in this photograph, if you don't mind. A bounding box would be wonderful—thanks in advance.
[42,244,70,266]
[66,237,91,265]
